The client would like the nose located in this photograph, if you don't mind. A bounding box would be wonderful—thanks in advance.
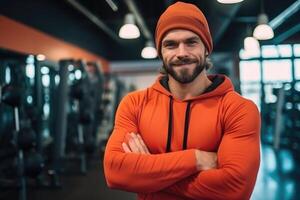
[176,43,188,59]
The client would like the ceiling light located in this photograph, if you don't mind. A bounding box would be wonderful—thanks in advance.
[253,14,274,40]
[244,36,260,52]
[37,54,46,61]
[217,0,244,4]
[119,13,140,39]
[141,41,157,59]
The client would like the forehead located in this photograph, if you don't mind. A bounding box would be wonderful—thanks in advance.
[162,29,200,42]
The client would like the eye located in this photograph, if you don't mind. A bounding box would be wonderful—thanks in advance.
[163,41,177,49]
[186,40,198,46]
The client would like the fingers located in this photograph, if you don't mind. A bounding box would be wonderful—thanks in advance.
[131,133,148,154]
[122,142,131,153]
[123,132,150,154]
[137,134,150,154]
[127,133,141,153]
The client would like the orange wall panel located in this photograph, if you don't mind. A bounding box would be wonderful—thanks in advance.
[0,15,110,72]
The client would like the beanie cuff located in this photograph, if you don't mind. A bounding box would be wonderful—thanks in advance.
[155,16,212,56]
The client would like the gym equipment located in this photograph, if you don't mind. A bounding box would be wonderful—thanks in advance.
[97,73,128,153]
[18,127,37,151]
[24,150,44,178]
[1,82,27,200]
[1,84,22,107]
[262,81,300,150]
[0,49,112,198]
[0,49,45,200]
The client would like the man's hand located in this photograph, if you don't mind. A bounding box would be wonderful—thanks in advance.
[195,150,217,171]
[122,132,150,154]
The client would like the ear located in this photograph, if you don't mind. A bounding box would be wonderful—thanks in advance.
[205,50,209,57]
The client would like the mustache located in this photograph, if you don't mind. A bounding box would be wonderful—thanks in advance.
[169,58,198,66]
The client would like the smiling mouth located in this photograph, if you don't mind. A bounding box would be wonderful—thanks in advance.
[172,62,196,67]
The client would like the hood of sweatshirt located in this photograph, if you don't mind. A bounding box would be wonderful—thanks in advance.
[149,74,234,152]
[151,74,234,100]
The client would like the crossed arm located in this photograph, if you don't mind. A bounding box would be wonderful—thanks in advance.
[103,95,261,200]
[122,133,217,171]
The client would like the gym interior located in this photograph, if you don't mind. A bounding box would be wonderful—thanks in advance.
[1,0,300,200]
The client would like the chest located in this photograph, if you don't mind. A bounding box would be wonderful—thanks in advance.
[138,98,223,153]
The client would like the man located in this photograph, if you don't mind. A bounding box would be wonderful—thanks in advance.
[103,2,260,200]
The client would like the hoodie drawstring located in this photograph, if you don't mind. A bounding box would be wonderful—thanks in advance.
[165,96,173,153]
[165,97,191,152]
[182,101,191,150]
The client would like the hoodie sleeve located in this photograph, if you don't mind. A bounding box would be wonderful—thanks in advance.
[103,93,199,193]
[162,99,261,200]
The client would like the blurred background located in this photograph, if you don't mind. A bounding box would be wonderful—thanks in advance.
[0,0,300,199]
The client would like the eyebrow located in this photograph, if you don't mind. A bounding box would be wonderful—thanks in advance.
[185,36,201,42]
[162,36,201,45]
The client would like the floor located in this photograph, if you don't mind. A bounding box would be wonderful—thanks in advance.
[251,145,300,200]
[1,144,299,200]
[0,157,136,200]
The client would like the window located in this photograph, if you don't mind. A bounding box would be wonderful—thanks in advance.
[239,43,300,109]
[262,45,279,58]
[294,44,300,57]
[240,83,261,107]
[239,61,261,82]
[278,45,292,57]
[295,59,300,80]
[262,60,292,82]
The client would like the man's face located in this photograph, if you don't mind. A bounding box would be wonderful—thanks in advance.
[161,29,206,84]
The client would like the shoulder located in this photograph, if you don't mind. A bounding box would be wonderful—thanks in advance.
[120,88,150,107]
[223,91,258,111]
[222,91,260,122]
[221,91,261,137]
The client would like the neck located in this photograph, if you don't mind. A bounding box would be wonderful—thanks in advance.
[168,71,212,100]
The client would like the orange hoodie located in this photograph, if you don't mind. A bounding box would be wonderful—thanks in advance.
[104,75,260,200]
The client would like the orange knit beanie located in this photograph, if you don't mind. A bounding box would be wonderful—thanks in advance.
[155,1,213,56]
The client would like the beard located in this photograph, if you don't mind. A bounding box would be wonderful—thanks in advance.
[163,57,205,84]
